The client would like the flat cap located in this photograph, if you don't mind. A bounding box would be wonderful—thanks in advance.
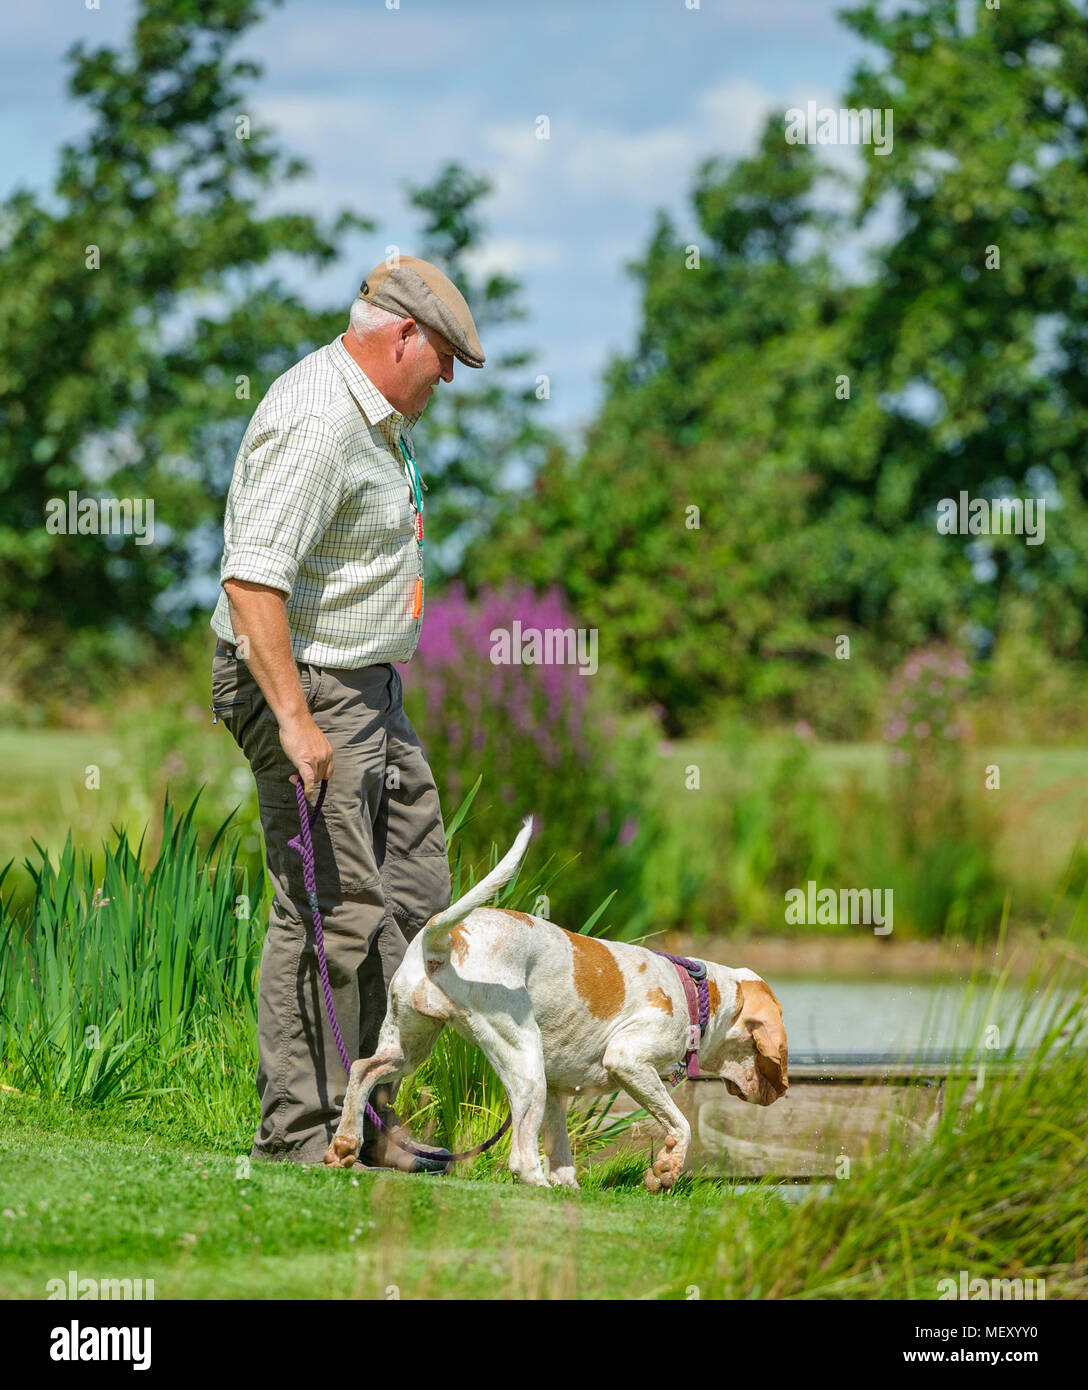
[358,256,485,368]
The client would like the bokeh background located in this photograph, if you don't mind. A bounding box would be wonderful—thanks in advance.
[2,0,1087,950]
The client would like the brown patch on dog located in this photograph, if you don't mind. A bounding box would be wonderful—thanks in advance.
[499,910,535,927]
[564,930,625,1019]
[448,924,470,966]
[708,978,721,1016]
[647,987,673,1015]
[638,961,647,973]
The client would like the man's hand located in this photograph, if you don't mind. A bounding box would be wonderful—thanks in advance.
[279,713,334,798]
[222,577,336,797]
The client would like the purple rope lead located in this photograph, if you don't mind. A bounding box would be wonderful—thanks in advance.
[289,777,510,1163]
[288,778,349,1071]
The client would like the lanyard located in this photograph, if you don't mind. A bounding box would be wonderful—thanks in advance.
[398,435,424,520]
[398,434,425,553]
[399,434,425,620]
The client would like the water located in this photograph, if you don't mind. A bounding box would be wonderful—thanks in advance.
[774,978,1067,1055]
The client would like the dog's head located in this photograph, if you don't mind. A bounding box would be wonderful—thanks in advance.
[710,973,788,1105]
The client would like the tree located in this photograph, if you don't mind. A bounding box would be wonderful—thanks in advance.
[471,1,1088,734]
[0,0,368,681]
[402,163,555,580]
[470,122,918,734]
[839,0,1088,662]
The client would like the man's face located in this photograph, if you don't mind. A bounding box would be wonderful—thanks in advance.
[395,320,456,414]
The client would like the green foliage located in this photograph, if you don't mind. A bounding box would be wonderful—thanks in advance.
[403,164,557,578]
[642,719,1010,938]
[0,795,261,1104]
[0,0,367,674]
[404,584,664,935]
[1,950,1083,1299]
[839,0,1088,659]
[678,957,1088,1299]
[0,782,642,1162]
[470,0,1088,734]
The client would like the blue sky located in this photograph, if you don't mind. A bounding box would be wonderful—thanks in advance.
[1,0,881,436]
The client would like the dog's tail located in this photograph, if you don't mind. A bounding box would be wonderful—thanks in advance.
[421,816,534,958]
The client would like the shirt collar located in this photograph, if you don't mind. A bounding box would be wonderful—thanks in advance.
[329,334,425,443]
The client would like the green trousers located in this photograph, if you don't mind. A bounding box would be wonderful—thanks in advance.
[211,650,451,1163]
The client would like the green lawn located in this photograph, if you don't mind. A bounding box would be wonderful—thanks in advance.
[0,1094,768,1300]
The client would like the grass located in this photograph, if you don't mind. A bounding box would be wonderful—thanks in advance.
[1,738,1085,1298]
[660,737,1088,889]
[4,697,1088,937]
[0,1093,759,1300]
[2,990,1084,1299]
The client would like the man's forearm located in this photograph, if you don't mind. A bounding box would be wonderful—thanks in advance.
[223,579,308,724]
[222,578,335,792]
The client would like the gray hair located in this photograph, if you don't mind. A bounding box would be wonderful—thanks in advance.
[348,297,429,345]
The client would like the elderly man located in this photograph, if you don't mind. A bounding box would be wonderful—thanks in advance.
[210,257,485,1170]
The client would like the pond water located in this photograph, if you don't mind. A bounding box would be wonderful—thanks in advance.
[773,977,1070,1056]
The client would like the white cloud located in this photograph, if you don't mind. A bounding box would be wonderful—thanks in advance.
[697,78,780,154]
[464,237,561,276]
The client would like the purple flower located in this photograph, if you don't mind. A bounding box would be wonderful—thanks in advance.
[913,721,930,739]
[618,818,638,846]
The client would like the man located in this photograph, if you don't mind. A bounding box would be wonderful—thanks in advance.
[209,257,485,1169]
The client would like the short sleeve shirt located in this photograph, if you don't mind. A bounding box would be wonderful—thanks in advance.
[210,334,427,667]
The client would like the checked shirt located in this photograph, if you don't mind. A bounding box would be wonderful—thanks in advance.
[210,333,427,667]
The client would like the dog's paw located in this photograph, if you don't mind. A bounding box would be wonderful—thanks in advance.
[323,1133,361,1168]
[645,1134,683,1192]
[548,1168,580,1190]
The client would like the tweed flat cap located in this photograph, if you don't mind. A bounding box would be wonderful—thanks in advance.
[358,256,485,368]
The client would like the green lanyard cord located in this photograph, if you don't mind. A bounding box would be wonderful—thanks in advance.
[398,435,423,517]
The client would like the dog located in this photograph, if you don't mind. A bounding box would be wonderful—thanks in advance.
[324,818,788,1190]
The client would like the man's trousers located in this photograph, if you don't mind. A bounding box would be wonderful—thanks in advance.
[211,651,451,1163]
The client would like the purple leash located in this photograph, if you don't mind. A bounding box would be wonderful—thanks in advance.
[289,777,510,1163]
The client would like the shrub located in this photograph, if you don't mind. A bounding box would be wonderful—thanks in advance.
[400,582,660,934]
[880,645,1005,934]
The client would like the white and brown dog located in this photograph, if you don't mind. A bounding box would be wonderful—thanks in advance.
[324,818,788,1190]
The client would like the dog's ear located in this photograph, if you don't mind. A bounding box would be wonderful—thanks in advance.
[735,978,789,1103]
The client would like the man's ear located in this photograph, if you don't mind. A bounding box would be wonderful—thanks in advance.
[393,316,418,359]
[736,977,789,1103]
